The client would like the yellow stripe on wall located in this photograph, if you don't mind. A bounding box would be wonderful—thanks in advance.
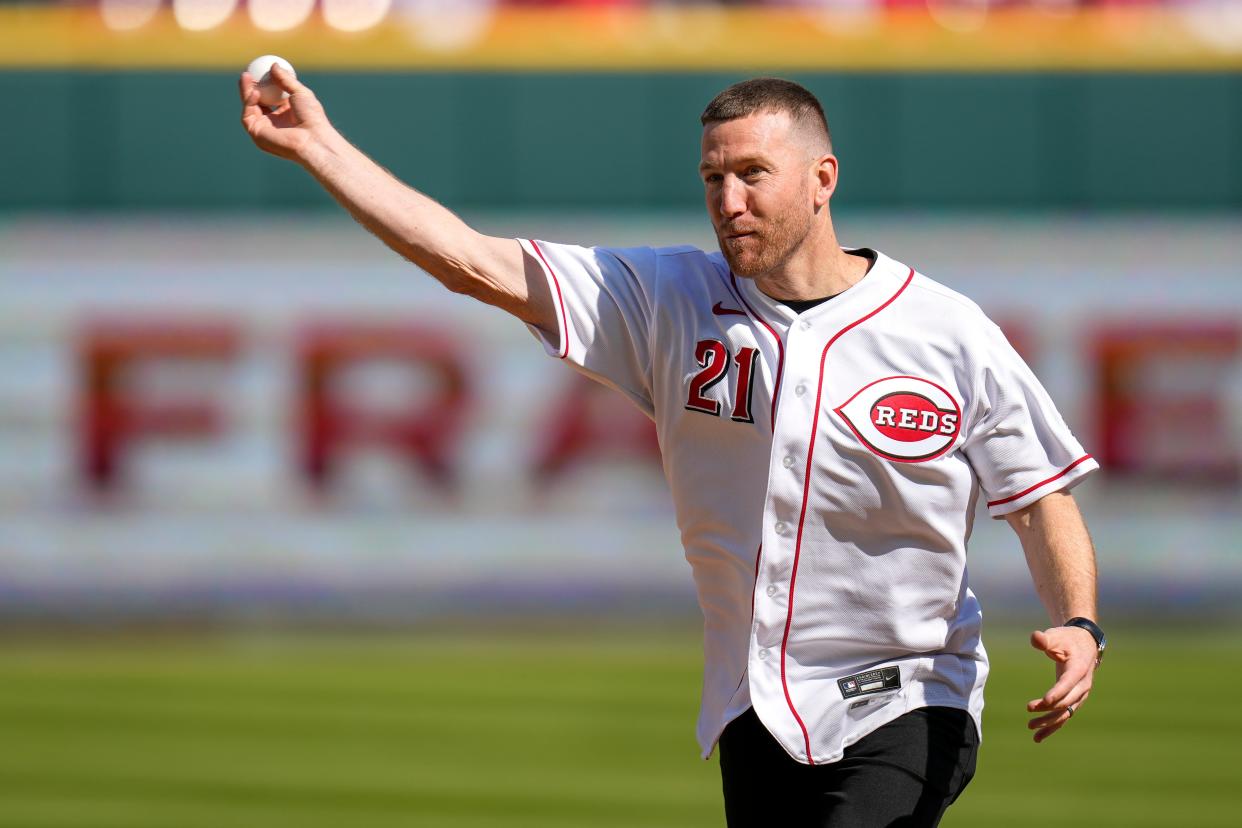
[2,5,1241,72]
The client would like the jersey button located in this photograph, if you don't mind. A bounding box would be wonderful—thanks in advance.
[765,584,778,598]
[758,648,770,661]
[774,521,788,536]
[799,320,811,331]
[782,455,795,469]
[794,383,807,397]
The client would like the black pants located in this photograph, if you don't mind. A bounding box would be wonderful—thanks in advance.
[719,706,979,828]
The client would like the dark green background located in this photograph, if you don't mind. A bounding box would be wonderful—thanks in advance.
[4,71,1240,210]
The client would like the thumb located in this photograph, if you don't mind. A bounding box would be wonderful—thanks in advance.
[1031,628,1074,664]
[269,63,309,96]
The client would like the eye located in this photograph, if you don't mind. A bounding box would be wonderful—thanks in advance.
[703,173,722,184]
[743,165,765,178]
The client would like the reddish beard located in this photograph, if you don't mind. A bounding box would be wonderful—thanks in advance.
[717,211,809,279]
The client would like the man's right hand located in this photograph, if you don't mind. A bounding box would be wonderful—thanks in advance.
[233,67,554,335]
[239,65,333,163]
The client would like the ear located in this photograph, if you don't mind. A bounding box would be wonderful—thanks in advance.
[813,153,838,208]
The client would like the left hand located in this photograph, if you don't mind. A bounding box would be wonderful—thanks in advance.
[1026,625,1099,743]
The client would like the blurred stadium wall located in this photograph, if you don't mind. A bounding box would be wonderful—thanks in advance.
[1,0,1240,625]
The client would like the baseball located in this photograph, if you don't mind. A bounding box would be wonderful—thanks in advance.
[246,54,296,108]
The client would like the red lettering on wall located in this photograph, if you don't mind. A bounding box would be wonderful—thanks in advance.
[1092,322,1240,484]
[993,317,1036,367]
[77,318,240,491]
[296,322,472,492]
[532,375,660,486]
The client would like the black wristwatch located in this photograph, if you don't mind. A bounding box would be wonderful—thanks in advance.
[1063,616,1106,664]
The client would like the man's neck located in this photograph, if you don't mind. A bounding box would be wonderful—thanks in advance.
[753,225,869,302]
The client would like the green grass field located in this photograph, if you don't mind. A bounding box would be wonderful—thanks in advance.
[1,624,1239,827]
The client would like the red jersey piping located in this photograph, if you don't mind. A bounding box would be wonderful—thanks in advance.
[782,267,915,764]
[987,455,1094,507]
[723,273,787,713]
[728,273,785,425]
[724,540,765,706]
[529,240,570,360]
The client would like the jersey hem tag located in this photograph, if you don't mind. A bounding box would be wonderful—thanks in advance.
[838,666,901,699]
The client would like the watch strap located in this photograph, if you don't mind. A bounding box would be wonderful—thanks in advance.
[1063,616,1106,656]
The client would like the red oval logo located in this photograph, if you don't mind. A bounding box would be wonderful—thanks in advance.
[871,393,945,443]
[834,376,963,463]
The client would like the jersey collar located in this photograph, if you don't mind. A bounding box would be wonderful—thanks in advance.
[731,248,905,329]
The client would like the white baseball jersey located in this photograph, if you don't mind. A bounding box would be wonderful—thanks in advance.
[519,238,1098,765]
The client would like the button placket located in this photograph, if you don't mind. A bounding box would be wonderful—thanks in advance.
[753,311,817,684]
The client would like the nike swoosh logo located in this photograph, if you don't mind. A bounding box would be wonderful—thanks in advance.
[712,301,746,317]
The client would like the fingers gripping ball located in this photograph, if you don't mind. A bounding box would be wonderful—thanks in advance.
[247,55,296,108]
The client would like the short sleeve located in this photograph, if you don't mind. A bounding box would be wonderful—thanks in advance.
[519,238,657,416]
[961,321,1099,517]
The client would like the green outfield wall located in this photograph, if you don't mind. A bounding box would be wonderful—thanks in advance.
[5,71,1240,210]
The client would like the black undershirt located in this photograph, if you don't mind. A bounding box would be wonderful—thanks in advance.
[780,295,836,314]
[773,248,877,314]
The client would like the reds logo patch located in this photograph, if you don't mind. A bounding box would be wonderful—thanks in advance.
[834,376,962,463]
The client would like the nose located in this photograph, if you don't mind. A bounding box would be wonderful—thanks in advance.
[718,175,747,221]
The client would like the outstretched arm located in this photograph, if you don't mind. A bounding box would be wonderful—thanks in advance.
[238,65,556,334]
[1004,490,1100,743]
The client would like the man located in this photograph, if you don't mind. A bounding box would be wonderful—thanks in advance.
[239,71,1104,826]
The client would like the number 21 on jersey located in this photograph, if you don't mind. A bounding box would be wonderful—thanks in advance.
[684,339,759,424]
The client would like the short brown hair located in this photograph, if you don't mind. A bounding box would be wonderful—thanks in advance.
[700,77,832,153]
